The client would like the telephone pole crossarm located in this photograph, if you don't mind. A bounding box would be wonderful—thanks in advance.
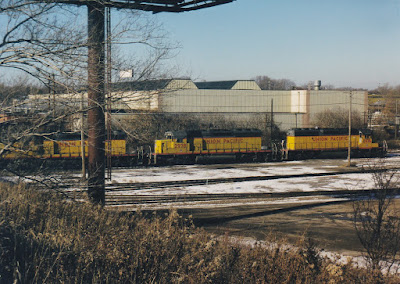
[35,0,235,13]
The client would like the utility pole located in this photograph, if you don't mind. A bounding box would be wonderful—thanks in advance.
[87,2,106,204]
[347,91,352,167]
[395,100,398,140]
[37,0,234,205]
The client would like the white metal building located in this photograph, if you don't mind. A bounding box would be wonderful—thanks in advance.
[26,79,368,131]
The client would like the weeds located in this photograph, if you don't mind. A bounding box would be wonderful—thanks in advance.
[0,183,399,283]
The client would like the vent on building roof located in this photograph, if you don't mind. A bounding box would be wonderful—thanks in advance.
[314,80,321,90]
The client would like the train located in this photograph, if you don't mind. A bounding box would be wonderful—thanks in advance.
[154,128,387,164]
[0,128,387,168]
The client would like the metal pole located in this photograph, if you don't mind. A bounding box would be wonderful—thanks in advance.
[81,92,86,180]
[270,99,274,141]
[87,3,105,205]
[52,74,56,117]
[106,7,112,180]
[297,91,300,128]
[347,91,352,167]
[265,113,268,145]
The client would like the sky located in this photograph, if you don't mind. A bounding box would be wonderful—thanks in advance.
[153,0,400,89]
[1,0,399,90]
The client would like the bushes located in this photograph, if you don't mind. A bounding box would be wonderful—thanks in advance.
[0,183,399,283]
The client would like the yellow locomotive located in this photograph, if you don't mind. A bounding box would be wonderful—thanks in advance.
[154,129,265,164]
[283,128,386,159]
[0,132,126,160]
[41,133,126,158]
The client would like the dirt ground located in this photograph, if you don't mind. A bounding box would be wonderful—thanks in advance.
[181,198,400,257]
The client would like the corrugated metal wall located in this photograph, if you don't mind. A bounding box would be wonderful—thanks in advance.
[309,90,366,114]
[160,90,292,113]
[308,90,367,126]
[158,89,367,130]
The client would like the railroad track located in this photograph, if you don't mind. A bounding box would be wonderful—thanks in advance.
[57,165,400,207]
[104,188,400,206]
[104,167,393,191]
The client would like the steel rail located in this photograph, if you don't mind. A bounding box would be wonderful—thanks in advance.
[105,167,399,191]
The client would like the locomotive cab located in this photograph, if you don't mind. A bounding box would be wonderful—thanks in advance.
[154,131,190,154]
[357,129,379,149]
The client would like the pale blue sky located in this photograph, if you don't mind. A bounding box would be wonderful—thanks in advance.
[155,0,400,89]
[1,1,399,90]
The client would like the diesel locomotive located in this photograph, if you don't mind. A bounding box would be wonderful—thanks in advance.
[282,128,386,160]
[154,129,271,164]
[0,128,387,168]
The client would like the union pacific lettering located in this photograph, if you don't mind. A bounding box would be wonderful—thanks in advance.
[311,136,349,142]
[56,141,77,147]
[204,137,246,144]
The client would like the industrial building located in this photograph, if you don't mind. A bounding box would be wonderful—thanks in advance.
[26,79,367,132]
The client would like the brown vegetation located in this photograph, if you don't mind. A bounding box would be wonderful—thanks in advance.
[353,164,400,273]
[1,183,399,283]
[373,84,400,122]
[116,112,281,148]
[311,108,365,129]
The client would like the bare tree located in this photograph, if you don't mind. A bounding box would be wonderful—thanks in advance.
[254,75,296,90]
[0,1,178,192]
[310,108,364,129]
[1,1,178,90]
[374,84,400,124]
[353,163,400,273]
[0,1,88,89]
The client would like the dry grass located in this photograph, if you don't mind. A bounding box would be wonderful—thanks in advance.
[0,183,399,283]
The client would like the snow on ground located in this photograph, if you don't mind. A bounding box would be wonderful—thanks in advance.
[108,162,332,184]
[108,154,400,186]
[104,154,400,209]
[3,153,399,198]
[107,155,399,196]
[108,171,374,210]
[110,173,375,196]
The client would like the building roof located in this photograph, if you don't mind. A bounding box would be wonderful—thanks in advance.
[112,79,173,91]
[195,81,238,90]
[194,80,261,90]
[112,79,198,91]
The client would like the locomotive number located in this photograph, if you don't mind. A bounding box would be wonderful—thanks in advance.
[174,143,187,148]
